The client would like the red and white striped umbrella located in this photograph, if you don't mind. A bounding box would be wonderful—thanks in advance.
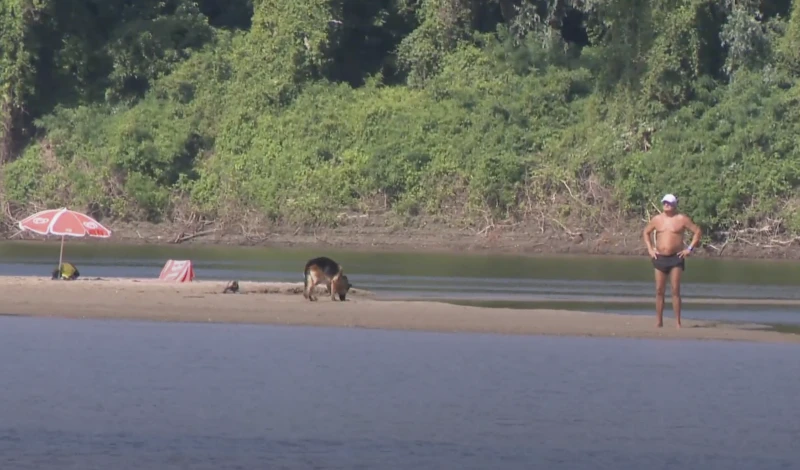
[17,207,112,270]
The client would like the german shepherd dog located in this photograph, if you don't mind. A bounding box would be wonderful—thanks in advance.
[303,256,352,301]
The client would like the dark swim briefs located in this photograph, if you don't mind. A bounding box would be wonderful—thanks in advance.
[651,253,685,273]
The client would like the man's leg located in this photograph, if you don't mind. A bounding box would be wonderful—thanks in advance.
[654,268,668,327]
[669,266,683,328]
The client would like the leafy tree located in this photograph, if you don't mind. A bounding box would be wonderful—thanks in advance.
[2,0,800,241]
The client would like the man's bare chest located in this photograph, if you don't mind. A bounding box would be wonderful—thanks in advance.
[656,220,685,234]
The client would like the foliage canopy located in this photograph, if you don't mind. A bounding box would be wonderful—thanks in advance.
[2,0,799,237]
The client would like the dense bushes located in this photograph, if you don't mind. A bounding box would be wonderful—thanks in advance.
[2,0,800,238]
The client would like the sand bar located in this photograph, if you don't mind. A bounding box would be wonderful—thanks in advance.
[0,276,798,344]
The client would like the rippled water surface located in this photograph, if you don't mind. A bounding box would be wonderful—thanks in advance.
[1,317,799,469]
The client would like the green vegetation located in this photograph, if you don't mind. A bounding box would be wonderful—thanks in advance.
[2,0,799,241]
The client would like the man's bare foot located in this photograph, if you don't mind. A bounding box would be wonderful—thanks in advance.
[656,323,663,328]
[676,323,681,329]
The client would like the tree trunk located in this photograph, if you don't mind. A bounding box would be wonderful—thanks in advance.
[0,100,12,164]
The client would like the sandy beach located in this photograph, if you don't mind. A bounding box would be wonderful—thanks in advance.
[0,276,797,344]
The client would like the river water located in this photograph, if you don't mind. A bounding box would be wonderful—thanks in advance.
[1,240,799,469]
[0,316,798,470]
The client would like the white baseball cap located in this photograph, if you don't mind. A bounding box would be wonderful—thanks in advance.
[661,194,678,205]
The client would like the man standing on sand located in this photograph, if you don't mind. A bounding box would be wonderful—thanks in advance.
[642,194,702,329]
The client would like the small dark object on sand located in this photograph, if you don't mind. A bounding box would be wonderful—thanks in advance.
[222,280,239,294]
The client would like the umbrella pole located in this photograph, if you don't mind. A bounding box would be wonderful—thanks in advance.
[58,235,65,271]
